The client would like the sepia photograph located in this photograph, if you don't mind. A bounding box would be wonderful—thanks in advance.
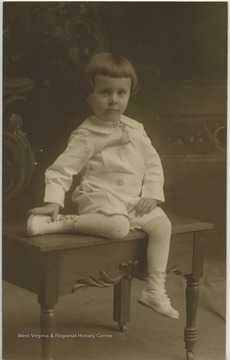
[2,1,227,360]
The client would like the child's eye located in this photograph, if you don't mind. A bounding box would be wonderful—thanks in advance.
[100,90,110,95]
[118,90,127,95]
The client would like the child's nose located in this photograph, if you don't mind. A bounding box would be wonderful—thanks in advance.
[109,93,118,104]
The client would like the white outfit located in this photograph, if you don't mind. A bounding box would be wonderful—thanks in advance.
[44,115,165,227]
[28,113,179,318]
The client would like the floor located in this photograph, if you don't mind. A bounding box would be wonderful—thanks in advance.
[2,262,225,360]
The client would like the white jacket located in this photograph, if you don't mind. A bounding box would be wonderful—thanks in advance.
[44,115,165,215]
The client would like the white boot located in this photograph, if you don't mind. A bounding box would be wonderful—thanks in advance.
[138,271,179,319]
[27,214,78,236]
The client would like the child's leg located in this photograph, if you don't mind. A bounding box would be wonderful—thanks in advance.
[76,213,130,239]
[143,215,171,273]
[138,214,179,319]
[27,213,130,240]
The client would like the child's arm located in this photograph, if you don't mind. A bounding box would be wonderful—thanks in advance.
[141,131,165,203]
[44,132,94,208]
[134,127,164,217]
[29,132,94,218]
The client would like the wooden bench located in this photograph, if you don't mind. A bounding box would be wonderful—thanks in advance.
[3,213,213,360]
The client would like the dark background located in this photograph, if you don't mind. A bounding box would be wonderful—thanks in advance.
[3,2,227,261]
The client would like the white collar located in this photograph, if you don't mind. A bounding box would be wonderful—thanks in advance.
[78,115,140,134]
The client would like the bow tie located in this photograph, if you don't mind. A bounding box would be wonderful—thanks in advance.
[114,122,130,145]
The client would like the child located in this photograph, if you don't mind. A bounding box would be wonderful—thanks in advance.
[27,52,179,320]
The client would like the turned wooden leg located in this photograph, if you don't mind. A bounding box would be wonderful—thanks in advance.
[38,252,59,360]
[184,275,200,360]
[113,278,131,332]
[40,305,55,360]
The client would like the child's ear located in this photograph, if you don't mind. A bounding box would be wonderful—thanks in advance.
[85,96,90,104]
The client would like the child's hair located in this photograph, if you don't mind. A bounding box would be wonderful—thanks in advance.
[80,52,138,97]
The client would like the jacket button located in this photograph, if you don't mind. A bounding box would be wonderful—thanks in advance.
[117,179,123,186]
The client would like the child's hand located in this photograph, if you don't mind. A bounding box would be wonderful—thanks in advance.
[135,198,157,217]
[28,203,60,221]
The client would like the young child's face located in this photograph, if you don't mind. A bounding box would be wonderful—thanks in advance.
[87,75,131,122]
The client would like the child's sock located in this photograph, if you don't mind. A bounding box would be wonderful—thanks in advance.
[138,215,179,319]
[76,213,130,239]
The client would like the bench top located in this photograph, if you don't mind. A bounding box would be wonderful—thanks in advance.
[3,213,213,253]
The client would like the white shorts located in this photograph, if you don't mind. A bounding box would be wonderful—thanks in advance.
[128,206,167,230]
[75,190,167,230]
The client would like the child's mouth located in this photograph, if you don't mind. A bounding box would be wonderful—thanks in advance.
[106,109,119,112]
